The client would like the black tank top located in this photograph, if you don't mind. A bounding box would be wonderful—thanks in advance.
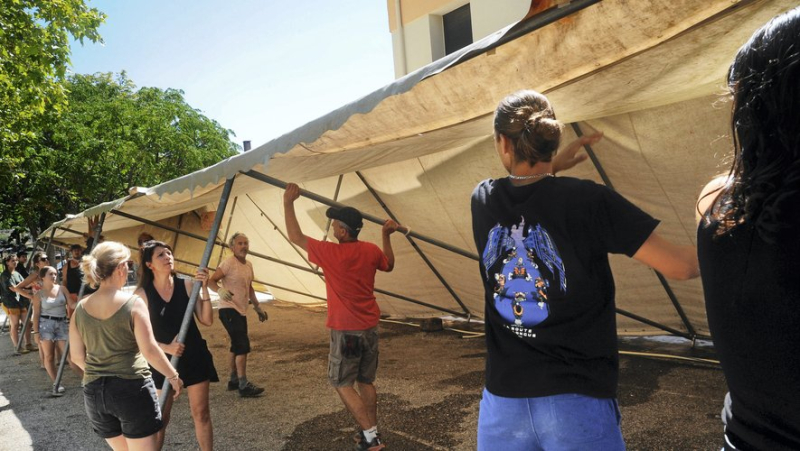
[698,220,800,450]
[144,275,204,358]
[66,262,84,294]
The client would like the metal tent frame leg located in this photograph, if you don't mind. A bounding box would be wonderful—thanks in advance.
[571,122,702,340]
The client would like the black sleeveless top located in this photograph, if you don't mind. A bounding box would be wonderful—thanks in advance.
[145,275,218,386]
[66,261,84,294]
[698,220,800,450]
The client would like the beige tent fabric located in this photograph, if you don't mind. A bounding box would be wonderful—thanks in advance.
[42,0,796,337]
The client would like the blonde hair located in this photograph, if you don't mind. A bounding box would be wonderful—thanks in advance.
[81,241,130,289]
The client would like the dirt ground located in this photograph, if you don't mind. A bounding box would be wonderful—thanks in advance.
[0,301,727,450]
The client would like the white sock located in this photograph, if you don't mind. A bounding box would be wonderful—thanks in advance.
[363,426,378,442]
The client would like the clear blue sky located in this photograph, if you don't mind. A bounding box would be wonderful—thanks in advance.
[70,0,396,148]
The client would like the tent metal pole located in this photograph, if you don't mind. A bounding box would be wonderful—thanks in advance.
[172,213,184,251]
[323,175,344,243]
[54,212,106,395]
[615,308,692,339]
[571,123,698,339]
[110,208,468,317]
[15,233,53,355]
[171,257,328,303]
[245,194,316,271]
[355,171,471,316]
[241,171,480,261]
[215,197,238,269]
[158,176,236,410]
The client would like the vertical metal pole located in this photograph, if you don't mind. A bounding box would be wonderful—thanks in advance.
[215,196,238,269]
[16,229,56,354]
[53,212,107,395]
[355,171,471,316]
[571,123,697,339]
[159,177,236,409]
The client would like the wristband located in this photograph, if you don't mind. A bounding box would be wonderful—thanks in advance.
[32,331,39,334]
[168,372,180,381]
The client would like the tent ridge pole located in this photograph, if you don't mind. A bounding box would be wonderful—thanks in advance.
[572,123,697,339]
[355,171,471,316]
[240,171,479,261]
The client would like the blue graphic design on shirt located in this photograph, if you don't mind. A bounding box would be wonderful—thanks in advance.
[483,217,566,334]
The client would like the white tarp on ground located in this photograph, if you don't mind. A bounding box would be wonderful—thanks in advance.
[42,0,796,337]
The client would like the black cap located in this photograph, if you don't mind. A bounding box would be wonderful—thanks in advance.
[326,206,363,233]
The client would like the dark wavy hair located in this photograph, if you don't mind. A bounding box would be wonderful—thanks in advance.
[137,240,175,290]
[494,90,562,166]
[710,8,800,242]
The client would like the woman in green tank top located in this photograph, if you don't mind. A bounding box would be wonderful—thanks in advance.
[70,241,183,450]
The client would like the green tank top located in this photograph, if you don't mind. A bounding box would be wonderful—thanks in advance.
[73,295,151,384]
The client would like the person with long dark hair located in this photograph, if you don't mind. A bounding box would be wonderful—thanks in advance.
[70,241,182,450]
[471,90,699,449]
[696,7,800,450]
[134,240,217,451]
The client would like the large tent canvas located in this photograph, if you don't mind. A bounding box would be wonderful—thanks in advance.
[42,0,796,339]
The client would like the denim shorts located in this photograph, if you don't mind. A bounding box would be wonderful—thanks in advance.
[477,389,625,451]
[328,328,379,387]
[39,317,69,341]
[83,377,162,439]
[219,308,250,355]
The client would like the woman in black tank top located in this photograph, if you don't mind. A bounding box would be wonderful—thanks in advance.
[697,8,800,450]
[134,240,217,451]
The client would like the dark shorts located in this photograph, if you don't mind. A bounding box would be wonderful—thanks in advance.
[83,377,162,439]
[219,308,250,355]
[151,339,219,388]
[328,328,379,387]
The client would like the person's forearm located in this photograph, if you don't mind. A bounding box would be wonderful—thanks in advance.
[382,234,395,272]
[143,342,178,378]
[284,202,304,245]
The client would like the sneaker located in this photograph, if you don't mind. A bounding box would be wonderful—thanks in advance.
[227,380,239,391]
[354,435,385,451]
[26,343,38,352]
[238,382,265,398]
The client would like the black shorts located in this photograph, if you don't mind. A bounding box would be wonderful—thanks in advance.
[83,376,162,439]
[151,339,219,388]
[219,308,250,355]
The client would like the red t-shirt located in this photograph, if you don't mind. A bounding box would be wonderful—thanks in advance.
[306,237,389,330]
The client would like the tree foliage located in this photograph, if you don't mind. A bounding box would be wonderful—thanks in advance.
[0,0,105,146]
[1,72,240,238]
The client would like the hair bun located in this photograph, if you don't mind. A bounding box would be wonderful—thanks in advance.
[527,114,561,141]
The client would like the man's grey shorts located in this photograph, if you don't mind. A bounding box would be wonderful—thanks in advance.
[328,327,379,387]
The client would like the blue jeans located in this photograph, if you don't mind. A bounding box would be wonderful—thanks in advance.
[478,389,625,451]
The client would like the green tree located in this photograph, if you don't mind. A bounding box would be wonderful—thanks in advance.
[0,0,105,146]
[1,72,240,239]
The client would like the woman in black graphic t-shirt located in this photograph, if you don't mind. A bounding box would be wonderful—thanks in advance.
[471,90,699,450]
[697,8,800,451]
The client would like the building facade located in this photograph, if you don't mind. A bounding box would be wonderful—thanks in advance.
[386,0,531,77]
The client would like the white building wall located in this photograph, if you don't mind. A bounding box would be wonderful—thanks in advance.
[390,0,530,77]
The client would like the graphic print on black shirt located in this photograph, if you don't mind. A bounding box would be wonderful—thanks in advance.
[483,216,565,338]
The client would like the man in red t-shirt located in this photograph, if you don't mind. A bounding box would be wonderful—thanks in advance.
[284,183,397,451]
